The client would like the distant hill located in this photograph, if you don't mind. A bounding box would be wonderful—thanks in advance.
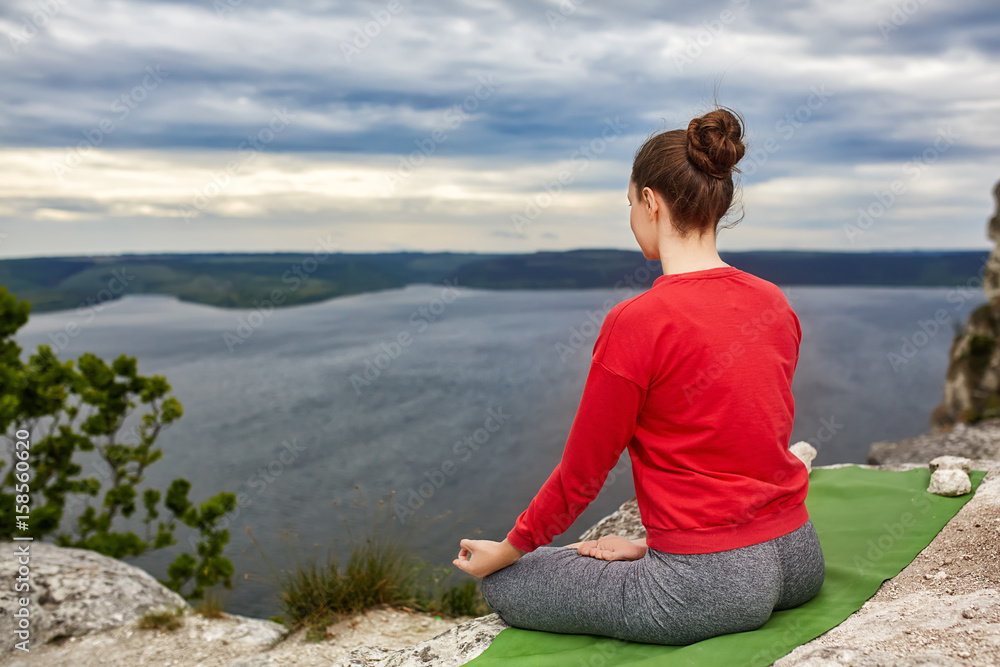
[0,249,989,314]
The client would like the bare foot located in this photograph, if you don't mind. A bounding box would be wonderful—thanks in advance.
[575,535,647,561]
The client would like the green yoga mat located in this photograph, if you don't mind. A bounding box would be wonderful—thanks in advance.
[462,465,987,667]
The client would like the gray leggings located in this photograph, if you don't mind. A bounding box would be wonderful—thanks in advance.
[480,520,825,646]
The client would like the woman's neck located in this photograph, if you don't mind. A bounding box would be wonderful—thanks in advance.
[656,233,728,276]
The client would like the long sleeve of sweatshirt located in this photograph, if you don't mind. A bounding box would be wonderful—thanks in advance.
[506,358,647,553]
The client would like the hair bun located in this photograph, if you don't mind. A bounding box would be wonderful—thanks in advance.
[686,108,746,179]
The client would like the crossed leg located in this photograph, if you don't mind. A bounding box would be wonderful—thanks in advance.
[480,537,784,646]
[481,544,645,641]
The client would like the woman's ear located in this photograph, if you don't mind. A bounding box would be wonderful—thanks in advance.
[642,186,659,226]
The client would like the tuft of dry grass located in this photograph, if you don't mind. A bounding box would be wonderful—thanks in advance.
[195,590,226,619]
[248,488,491,640]
[137,607,185,632]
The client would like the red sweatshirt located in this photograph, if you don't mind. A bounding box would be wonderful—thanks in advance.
[506,266,810,555]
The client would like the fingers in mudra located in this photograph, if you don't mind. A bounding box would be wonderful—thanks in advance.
[576,535,645,561]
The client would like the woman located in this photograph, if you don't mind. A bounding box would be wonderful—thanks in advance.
[452,106,825,646]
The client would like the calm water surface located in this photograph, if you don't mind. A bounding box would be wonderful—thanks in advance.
[14,284,983,618]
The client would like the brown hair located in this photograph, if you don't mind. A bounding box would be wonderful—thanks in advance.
[630,106,746,237]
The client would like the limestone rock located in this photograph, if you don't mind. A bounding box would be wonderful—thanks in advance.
[775,589,1000,667]
[332,613,508,667]
[229,655,279,667]
[984,179,1000,300]
[778,645,965,666]
[778,646,896,666]
[868,418,1000,465]
[790,441,818,474]
[230,656,280,667]
[931,180,1000,432]
[0,540,189,657]
[203,612,284,647]
[927,469,972,497]
[929,455,974,474]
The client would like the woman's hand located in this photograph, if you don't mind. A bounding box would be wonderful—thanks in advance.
[571,535,647,561]
[453,538,526,578]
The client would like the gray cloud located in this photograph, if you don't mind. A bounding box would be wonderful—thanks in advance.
[0,0,998,256]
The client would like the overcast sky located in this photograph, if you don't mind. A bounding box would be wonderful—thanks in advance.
[1,0,998,258]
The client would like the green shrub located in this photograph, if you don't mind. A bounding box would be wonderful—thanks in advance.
[0,287,235,601]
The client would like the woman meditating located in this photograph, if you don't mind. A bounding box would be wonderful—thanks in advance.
[452,106,825,646]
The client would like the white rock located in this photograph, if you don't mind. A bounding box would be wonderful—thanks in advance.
[230,657,278,667]
[790,441,818,474]
[0,541,190,658]
[333,613,509,667]
[927,469,972,497]
[929,455,973,474]
[202,613,284,646]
